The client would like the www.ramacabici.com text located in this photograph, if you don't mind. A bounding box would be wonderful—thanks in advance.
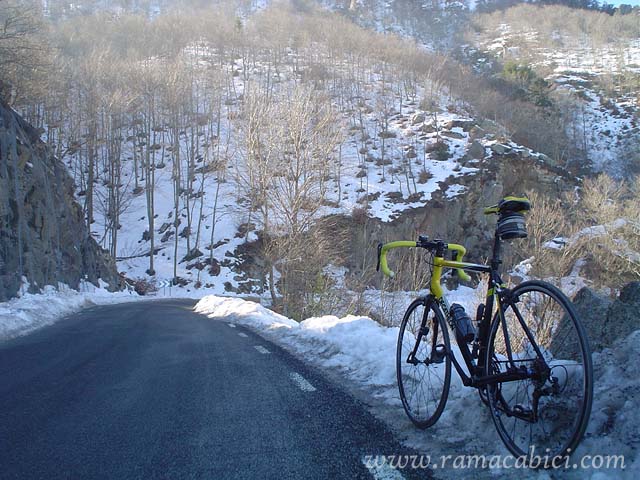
[364,448,626,471]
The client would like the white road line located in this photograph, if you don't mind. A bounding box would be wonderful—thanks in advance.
[289,372,317,392]
[254,345,270,354]
[237,332,248,338]
[226,323,236,328]
[362,456,406,480]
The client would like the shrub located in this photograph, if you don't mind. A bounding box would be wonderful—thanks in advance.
[418,169,432,183]
[572,175,640,288]
[525,176,640,290]
[351,206,369,224]
[432,141,450,161]
[134,278,157,296]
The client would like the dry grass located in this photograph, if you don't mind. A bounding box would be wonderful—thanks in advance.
[522,190,581,281]
[572,175,640,288]
[524,175,639,290]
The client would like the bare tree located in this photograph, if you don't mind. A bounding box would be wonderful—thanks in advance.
[0,0,47,102]
[239,84,341,316]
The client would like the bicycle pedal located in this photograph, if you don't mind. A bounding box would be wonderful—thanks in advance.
[513,404,533,415]
[430,344,447,364]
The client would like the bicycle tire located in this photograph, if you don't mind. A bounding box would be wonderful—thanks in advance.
[397,296,452,429]
[485,280,593,460]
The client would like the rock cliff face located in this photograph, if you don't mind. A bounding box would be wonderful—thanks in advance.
[572,282,640,352]
[0,99,120,301]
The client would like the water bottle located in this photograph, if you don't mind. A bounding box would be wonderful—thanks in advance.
[450,304,476,344]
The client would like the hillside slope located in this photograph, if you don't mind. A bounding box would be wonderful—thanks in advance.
[6,0,636,308]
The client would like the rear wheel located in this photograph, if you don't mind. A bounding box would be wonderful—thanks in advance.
[485,281,593,459]
[397,297,451,428]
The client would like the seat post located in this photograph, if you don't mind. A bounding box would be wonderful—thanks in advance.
[491,231,502,272]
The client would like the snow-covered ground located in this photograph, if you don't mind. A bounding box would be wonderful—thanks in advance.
[0,282,139,341]
[194,292,638,478]
[1,271,636,476]
[552,76,637,177]
[0,279,260,341]
[478,24,640,77]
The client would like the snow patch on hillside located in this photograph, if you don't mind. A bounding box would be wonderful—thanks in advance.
[55,41,486,295]
[553,77,637,177]
[469,28,639,177]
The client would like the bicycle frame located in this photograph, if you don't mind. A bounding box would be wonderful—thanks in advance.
[381,233,547,390]
[432,235,547,389]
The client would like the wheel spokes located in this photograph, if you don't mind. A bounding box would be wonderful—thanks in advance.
[488,285,592,458]
[397,301,451,428]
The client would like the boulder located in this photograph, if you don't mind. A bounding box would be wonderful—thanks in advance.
[605,301,640,349]
[602,282,640,349]
[209,258,221,276]
[379,130,397,139]
[179,226,190,238]
[411,112,426,125]
[420,123,437,134]
[181,248,204,263]
[490,143,511,155]
[444,120,474,131]
[568,283,640,353]
[385,191,404,203]
[440,131,465,140]
[468,126,486,140]
[160,230,174,243]
[619,282,640,305]
[467,141,485,159]
[538,153,559,168]
[570,287,612,352]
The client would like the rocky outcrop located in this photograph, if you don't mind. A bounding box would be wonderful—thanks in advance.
[0,99,120,301]
[339,145,577,283]
[572,282,640,352]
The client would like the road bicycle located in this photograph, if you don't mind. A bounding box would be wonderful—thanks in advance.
[376,197,593,461]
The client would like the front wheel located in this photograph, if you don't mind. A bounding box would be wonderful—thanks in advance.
[485,280,593,460]
[397,296,451,429]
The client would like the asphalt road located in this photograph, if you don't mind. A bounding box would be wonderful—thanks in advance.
[0,300,427,480]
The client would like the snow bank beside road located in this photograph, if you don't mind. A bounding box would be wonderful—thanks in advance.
[195,288,479,392]
[194,295,298,328]
[0,282,284,342]
[0,285,140,341]
[195,296,400,388]
[298,315,400,387]
[194,295,639,477]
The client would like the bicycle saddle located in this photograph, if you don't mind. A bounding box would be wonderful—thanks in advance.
[483,196,531,215]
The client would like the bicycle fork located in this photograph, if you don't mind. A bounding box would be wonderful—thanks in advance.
[406,296,446,366]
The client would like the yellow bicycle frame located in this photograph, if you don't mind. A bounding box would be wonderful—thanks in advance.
[430,246,472,298]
